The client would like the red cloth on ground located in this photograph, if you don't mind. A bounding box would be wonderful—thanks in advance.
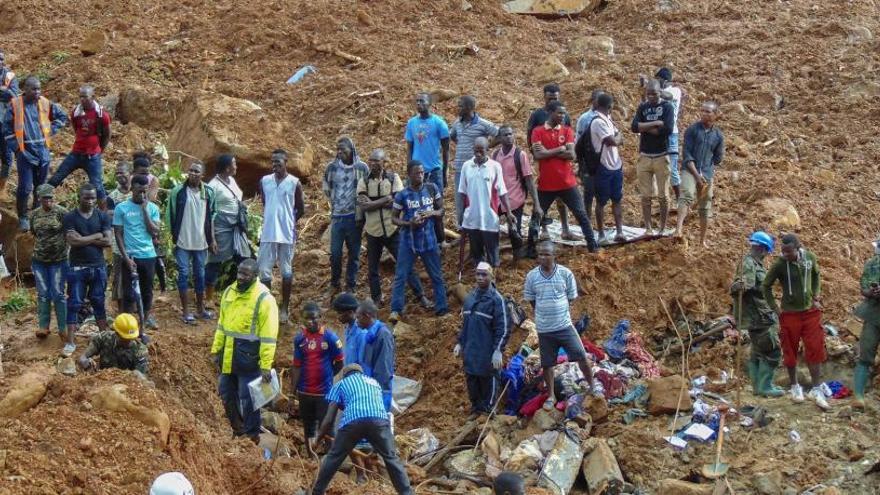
[582,338,607,361]
[625,331,661,379]
[519,392,550,417]
[594,369,626,399]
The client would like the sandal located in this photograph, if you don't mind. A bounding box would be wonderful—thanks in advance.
[182,314,196,325]
[198,310,216,320]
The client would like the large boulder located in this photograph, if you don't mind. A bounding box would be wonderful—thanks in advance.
[647,375,692,415]
[0,372,50,418]
[166,91,314,193]
[116,85,182,131]
[91,384,171,448]
[80,30,108,56]
[756,197,801,231]
[582,438,624,495]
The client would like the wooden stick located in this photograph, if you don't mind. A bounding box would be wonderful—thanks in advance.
[733,256,746,411]
[423,420,478,473]
[472,380,510,452]
[660,296,687,438]
[665,324,726,354]
[312,43,363,64]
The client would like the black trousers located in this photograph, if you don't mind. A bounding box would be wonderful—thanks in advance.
[466,373,497,414]
[298,393,329,438]
[467,229,500,267]
[311,418,413,495]
[527,187,598,251]
[121,257,157,321]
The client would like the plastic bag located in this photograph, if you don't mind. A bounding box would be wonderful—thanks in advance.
[391,376,422,414]
[247,369,280,411]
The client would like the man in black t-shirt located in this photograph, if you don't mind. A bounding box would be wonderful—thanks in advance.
[631,80,675,235]
[63,183,112,356]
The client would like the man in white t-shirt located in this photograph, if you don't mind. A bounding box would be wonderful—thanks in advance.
[258,149,305,323]
[589,93,625,243]
[656,67,687,203]
[458,137,514,268]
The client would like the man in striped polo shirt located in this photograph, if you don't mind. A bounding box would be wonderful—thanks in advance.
[312,364,413,495]
[523,241,595,410]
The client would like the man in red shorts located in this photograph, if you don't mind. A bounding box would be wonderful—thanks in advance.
[762,234,829,410]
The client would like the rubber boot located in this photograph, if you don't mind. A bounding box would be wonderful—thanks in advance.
[54,300,68,336]
[36,299,51,335]
[853,363,871,410]
[758,361,785,397]
[223,398,245,436]
[747,359,760,394]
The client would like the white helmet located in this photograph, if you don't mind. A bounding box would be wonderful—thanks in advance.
[150,472,195,495]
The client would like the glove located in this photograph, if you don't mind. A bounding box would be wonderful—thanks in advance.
[382,390,393,412]
[453,343,461,357]
[261,370,273,383]
[491,350,503,369]
[211,353,221,371]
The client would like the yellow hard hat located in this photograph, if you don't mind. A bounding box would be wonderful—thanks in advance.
[112,313,140,340]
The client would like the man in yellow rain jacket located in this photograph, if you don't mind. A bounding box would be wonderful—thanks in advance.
[210,258,279,442]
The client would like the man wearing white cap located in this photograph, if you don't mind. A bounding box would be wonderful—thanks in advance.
[150,472,194,495]
[454,262,509,416]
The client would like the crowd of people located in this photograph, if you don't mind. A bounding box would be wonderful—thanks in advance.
[2,48,879,495]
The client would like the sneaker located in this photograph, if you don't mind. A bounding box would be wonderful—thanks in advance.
[790,384,804,402]
[18,218,30,232]
[809,387,831,411]
[62,343,76,357]
[279,311,289,324]
[818,382,833,398]
[418,295,435,310]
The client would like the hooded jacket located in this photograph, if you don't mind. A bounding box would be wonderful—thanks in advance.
[762,248,821,313]
[166,181,216,246]
[343,319,395,410]
[458,285,509,376]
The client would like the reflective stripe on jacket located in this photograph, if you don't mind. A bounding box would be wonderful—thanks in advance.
[11,95,52,152]
[211,281,279,374]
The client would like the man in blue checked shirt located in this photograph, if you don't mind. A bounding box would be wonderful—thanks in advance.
[389,160,449,321]
[312,364,413,495]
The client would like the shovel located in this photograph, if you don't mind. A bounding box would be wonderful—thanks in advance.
[451,232,469,303]
[702,406,730,479]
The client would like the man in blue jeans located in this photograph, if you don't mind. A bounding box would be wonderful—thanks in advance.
[63,183,112,356]
[47,85,111,208]
[389,161,449,321]
[312,364,413,495]
[166,161,217,323]
[406,93,450,243]
[3,76,68,231]
[322,137,369,299]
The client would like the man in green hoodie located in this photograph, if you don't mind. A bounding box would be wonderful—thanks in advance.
[762,234,828,410]
[731,232,783,397]
[852,236,880,410]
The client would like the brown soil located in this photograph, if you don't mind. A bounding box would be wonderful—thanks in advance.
[1,0,880,493]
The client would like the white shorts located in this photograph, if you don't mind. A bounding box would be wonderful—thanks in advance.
[257,242,295,282]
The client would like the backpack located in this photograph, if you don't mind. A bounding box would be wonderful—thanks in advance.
[492,147,527,192]
[575,116,604,179]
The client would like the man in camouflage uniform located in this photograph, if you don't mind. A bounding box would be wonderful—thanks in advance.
[853,236,880,410]
[730,232,783,397]
[77,313,148,374]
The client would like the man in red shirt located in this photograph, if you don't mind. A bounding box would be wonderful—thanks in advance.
[527,101,598,253]
[47,85,111,207]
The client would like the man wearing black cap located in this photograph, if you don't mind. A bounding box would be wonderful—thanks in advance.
[655,67,687,203]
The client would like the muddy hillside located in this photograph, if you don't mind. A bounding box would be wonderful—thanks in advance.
[0,0,879,494]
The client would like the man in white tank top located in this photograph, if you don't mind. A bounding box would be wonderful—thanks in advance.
[257,149,305,323]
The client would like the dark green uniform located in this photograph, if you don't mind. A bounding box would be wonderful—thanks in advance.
[84,331,149,374]
[853,254,880,402]
[732,253,781,395]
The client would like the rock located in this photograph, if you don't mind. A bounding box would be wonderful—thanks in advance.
[847,26,873,43]
[582,438,624,495]
[258,431,292,458]
[116,85,183,130]
[656,479,714,495]
[531,407,563,430]
[570,36,615,57]
[582,395,608,423]
[429,88,459,103]
[533,57,569,84]
[80,30,107,56]
[56,357,77,376]
[756,197,801,231]
[0,206,34,275]
[446,449,485,478]
[752,471,783,495]
[816,487,841,495]
[91,384,170,448]
[538,429,586,495]
[647,375,692,415]
[167,91,315,193]
[507,439,543,472]
[98,93,120,120]
[0,372,50,418]
[461,0,473,10]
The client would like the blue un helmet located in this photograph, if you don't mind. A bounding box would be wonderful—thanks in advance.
[748,231,775,253]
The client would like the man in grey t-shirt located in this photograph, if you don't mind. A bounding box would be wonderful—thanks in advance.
[523,241,595,410]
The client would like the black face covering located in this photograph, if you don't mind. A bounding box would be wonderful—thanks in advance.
[237,279,256,292]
